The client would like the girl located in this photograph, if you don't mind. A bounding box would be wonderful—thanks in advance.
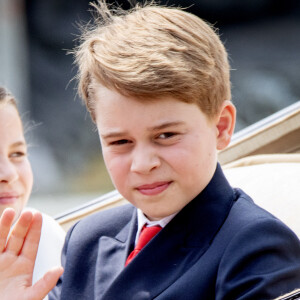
[0,86,65,289]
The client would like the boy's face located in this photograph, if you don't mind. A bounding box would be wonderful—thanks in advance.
[95,86,225,220]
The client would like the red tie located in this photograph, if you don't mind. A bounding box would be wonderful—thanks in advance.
[125,224,162,266]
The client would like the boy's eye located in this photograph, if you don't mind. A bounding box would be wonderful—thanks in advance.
[110,139,130,145]
[158,132,176,139]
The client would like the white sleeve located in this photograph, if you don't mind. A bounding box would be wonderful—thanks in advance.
[32,212,66,284]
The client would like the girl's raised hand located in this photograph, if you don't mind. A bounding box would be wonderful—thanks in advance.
[0,208,63,300]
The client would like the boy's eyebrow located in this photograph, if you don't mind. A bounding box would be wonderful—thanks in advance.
[148,121,185,131]
[101,132,126,139]
[100,121,185,139]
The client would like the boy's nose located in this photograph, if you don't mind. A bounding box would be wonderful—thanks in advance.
[0,159,18,183]
[130,146,161,174]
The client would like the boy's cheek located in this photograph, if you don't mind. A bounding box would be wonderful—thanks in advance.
[102,150,116,170]
[104,157,128,181]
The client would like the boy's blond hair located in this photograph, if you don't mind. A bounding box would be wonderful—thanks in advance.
[75,1,231,121]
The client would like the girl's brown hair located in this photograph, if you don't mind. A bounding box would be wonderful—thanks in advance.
[0,86,18,109]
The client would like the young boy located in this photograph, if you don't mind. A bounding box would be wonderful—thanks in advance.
[0,2,300,299]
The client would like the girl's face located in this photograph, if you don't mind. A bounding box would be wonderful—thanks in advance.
[0,104,33,222]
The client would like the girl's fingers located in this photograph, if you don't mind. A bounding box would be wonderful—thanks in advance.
[20,212,43,261]
[32,267,64,300]
[0,208,15,252]
[5,210,33,255]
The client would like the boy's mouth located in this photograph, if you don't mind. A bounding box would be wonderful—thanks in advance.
[136,181,171,196]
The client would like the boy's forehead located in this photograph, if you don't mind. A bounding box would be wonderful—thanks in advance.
[93,84,198,112]
[94,93,212,138]
[93,84,211,122]
[99,120,187,136]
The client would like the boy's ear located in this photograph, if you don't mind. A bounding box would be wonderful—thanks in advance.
[215,101,236,150]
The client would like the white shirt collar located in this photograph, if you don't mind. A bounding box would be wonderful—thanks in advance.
[135,209,177,245]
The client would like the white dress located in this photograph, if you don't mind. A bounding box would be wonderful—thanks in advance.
[29,209,66,299]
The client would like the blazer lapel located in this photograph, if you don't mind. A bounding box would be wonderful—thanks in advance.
[94,211,138,300]
[102,164,234,300]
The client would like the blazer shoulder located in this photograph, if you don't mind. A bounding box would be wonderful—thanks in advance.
[66,203,135,242]
[232,188,281,222]
[218,188,300,266]
[215,191,300,299]
[81,203,135,226]
[220,188,300,251]
[216,215,300,299]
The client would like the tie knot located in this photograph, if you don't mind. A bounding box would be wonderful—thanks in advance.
[125,224,162,266]
[136,225,162,250]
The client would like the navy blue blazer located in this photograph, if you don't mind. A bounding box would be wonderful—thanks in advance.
[49,165,300,300]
